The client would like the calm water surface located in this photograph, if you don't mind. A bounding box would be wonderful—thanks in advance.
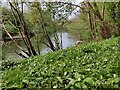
[2,32,79,60]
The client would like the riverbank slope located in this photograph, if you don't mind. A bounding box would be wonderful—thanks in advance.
[2,37,119,89]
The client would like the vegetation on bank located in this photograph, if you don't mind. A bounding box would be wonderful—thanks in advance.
[2,37,119,89]
[1,1,120,89]
[66,2,120,41]
[1,2,120,58]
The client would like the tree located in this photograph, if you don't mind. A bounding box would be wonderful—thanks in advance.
[107,2,120,36]
[2,1,77,58]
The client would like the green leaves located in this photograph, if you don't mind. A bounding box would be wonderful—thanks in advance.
[2,37,119,89]
[74,72,81,81]
[56,77,63,83]
[83,77,94,86]
[65,78,76,88]
[75,83,81,88]
[22,80,29,85]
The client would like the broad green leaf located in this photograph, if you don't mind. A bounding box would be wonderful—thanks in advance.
[56,77,63,83]
[65,78,76,88]
[68,78,75,85]
[82,84,87,88]
[75,82,81,88]
[22,80,29,84]
[114,77,119,83]
[83,77,94,86]
[53,85,57,88]
[74,72,81,81]
[36,77,43,81]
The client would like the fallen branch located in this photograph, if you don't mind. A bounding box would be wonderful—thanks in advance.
[2,24,30,58]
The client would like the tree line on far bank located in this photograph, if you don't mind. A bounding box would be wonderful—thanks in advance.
[1,1,120,58]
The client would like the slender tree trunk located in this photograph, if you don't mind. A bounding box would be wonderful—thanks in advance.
[87,2,96,39]
[9,2,37,56]
[87,9,93,39]
[53,22,60,50]
[11,6,31,54]
[36,35,41,55]
[54,33,60,50]
[9,2,32,55]
[2,24,30,57]
[93,13,98,40]
[60,32,62,49]
[88,2,110,38]
[21,1,23,15]
[37,5,56,51]
[102,2,105,21]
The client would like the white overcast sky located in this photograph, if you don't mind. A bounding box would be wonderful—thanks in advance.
[2,0,119,2]
[1,0,84,8]
[2,0,84,3]
[1,0,84,19]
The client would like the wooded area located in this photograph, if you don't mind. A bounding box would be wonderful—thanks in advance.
[1,1,120,89]
[1,1,119,58]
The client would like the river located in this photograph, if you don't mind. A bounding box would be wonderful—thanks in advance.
[2,32,79,60]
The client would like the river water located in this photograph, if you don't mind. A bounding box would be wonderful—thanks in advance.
[2,32,79,60]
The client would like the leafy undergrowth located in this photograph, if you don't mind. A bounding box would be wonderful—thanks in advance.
[1,37,120,89]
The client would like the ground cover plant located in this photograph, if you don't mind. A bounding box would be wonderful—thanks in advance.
[1,37,119,89]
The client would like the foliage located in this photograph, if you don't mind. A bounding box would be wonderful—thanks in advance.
[106,2,120,36]
[65,12,90,40]
[2,7,19,37]
[1,37,119,89]
[2,2,119,58]
[66,2,119,40]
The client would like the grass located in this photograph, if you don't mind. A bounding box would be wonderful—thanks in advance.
[1,36,119,89]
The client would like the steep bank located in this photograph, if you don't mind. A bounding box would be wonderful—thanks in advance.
[2,37,119,89]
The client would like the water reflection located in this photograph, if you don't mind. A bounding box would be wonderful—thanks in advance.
[3,32,79,59]
[41,32,78,54]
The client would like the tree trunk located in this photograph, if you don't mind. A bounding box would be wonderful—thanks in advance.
[37,5,56,51]
[2,24,30,57]
[9,2,37,56]
[102,2,105,21]
[87,2,96,39]
[88,2,110,39]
